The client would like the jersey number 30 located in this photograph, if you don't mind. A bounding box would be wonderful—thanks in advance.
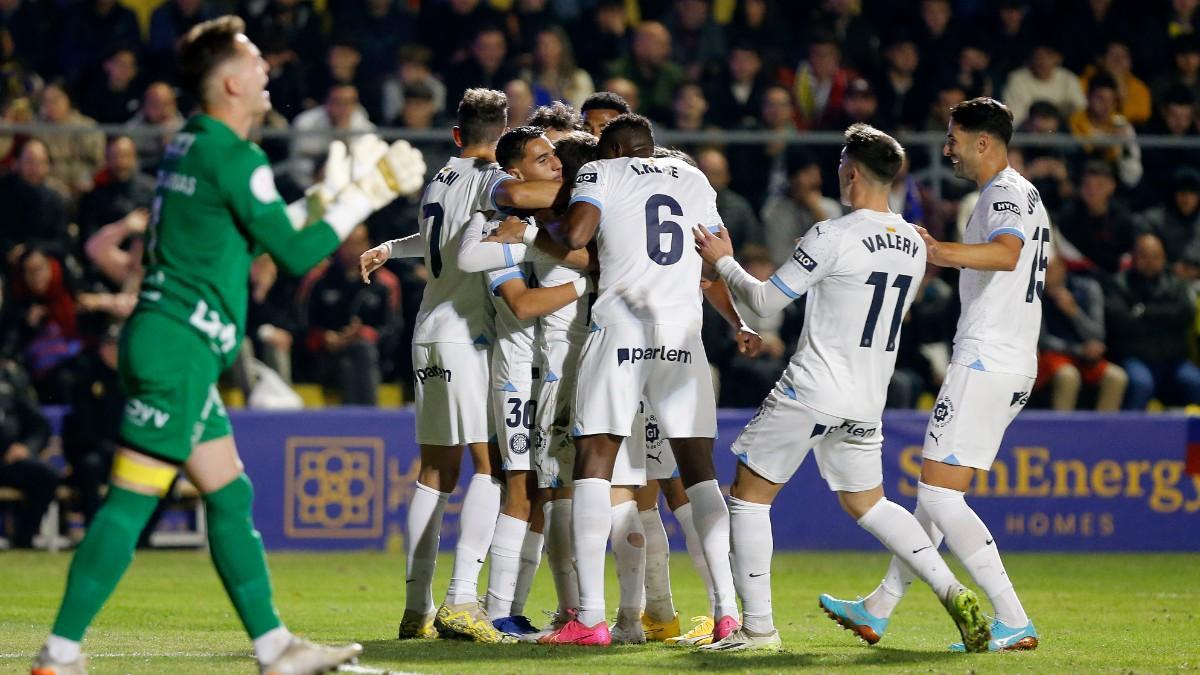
[861,272,913,352]
[644,193,684,265]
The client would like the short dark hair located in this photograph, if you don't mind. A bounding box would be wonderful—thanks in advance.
[1087,72,1118,96]
[652,145,697,167]
[178,15,246,103]
[495,126,546,170]
[527,101,580,131]
[598,113,654,150]
[1027,100,1061,121]
[843,123,905,184]
[554,130,598,182]
[456,88,508,147]
[949,97,1014,145]
[581,91,630,115]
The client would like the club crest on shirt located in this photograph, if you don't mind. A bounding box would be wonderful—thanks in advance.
[510,432,530,455]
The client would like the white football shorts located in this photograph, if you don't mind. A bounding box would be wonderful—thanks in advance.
[922,363,1033,470]
[412,341,491,446]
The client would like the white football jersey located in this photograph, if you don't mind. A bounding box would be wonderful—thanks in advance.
[481,216,538,369]
[771,210,927,422]
[954,166,1049,378]
[570,155,720,332]
[533,223,589,342]
[413,156,512,344]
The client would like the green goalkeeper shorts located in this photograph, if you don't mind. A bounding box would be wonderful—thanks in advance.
[118,310,232,464]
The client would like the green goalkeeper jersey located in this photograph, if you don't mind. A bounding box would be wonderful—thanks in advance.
[138,114,340,368]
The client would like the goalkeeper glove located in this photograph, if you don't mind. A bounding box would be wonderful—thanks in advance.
[323,139,427,238]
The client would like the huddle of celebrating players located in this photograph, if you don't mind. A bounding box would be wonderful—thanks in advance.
[31,17,1044,674]
[362,86,1046,654]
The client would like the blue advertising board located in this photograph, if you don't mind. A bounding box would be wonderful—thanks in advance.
[224,409,1200,552]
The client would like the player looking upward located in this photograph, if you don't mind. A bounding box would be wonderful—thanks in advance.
[820,98,1044,653]
[359,88,561,644]
[694,124,991,653]
[33,15,424,675]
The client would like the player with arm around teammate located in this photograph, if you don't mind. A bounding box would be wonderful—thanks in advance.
[694,124,991,653]
[820,98,1044,653]
[33,16,425,675]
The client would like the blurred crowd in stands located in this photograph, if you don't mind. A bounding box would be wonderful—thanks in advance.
[6,2,1200,539]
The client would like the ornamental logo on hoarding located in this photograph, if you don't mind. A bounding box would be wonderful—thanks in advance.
[285,437,385,538]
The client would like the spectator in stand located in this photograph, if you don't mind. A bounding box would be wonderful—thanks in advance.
[289,83,375,186]
[1003,41,1088,126]
[61,324,123,523]
[381,45,446,127]
[1037,256,1127,411]
[245,255,297,388]
[912,0,959,86]
[299,225,400,406]
[579,90,629,137]
[504,79,535,132]
[307,37,383,126]
[727,0,787,75]
[1069,73,1144,188]
[443,27,518,113]
[983,0,1033,81]
[1142,86,1200,200]
[874,32,925,131]
[888,158,925,228]
[953,40,995,100]
[0,27,42,105]
[760,148,843,267]
[1105,232,1200,409]
[77,136,154,247]
[260,34,307,120]
[77,47,142,125]
[245,0,325,74]
[331,0,414,82]
[396,81,438,130]
[1080,40,1151,127]
[1057,161,1139,275]
[36,83,104,197]
[417,0,505,71]
[1018,101,1076,213]
[663,0,727,82]
[1136,0,1200,75]
[147,0,215,82]
[716,244,797,407]
[727,84,799,210]
[607,21,684,124]
[1151,34,1200,109]
[706,42,769,130]
[0,140,72,261]
[671,83,709,134]
[571,0,630,77]
[828,77,881,130]
[505,0,555,61]
[0,0,49,75]
[0,352,57,549]
[600,77,639,114]
[57,0,141,82]
[6,248,82,403]
[526,26,594,110]
[1142,168,1200,265]
[124,82,184,177]
[696,147,763,249]
[792,32,856,130]
[1056,0,1132,73]
[806,0,880,76]
[889,274,956,409]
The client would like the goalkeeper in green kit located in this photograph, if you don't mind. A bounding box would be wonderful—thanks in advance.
[32,16,425,675]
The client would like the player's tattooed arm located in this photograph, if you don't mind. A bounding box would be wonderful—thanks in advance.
[918,225,1021,271]
[702,276,763,357]
[493,179,561,210]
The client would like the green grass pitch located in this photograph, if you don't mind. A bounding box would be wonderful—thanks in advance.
[2,550,1197,673]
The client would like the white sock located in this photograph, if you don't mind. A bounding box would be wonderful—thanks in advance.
[45,635,82,664]
[545,498,579,614]
[253,626,293,664]
[639,506,676,621]
[511,529,543,616]
[610,499,646,615]
[446,474,502,606]
[728,496,774,634]
[685,480,738,619]
[919,482,1029,627]
[864,502,942,618]
[405,482,449,614]
[572,478,612,626]
[485,513,528,617]
[857,498,956,599]
[674,502,715,615]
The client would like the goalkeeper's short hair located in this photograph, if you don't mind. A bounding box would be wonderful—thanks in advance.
[179,15,246,104]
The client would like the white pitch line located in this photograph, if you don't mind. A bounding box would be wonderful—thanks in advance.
[339,665,420,675]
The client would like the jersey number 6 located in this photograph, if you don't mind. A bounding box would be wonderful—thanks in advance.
[644,193,684,266]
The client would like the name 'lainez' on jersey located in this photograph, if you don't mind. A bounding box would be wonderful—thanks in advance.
[955,166,1050,378]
